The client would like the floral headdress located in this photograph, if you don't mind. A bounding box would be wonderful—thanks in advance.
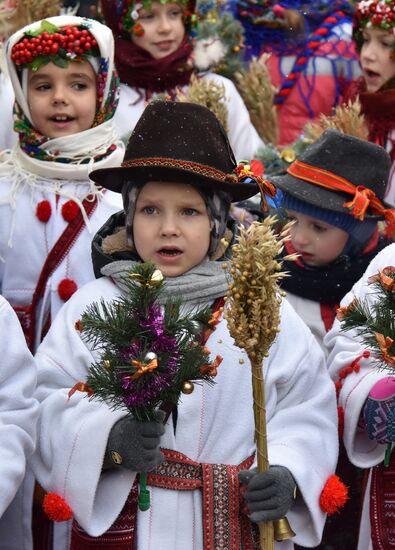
[353,0,395,55]
[118,0,194,37]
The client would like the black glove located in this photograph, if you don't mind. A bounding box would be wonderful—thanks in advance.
[238,465,296,523]
[105,411,165,472]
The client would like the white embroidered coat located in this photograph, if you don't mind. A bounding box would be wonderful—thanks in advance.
[113,72,264,161]
[0,181,123,353]
[325,243,395,550]
[0,296,38,521]
[32,275,338,549]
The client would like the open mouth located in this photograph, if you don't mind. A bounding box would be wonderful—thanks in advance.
[50,115,75,123]
[157,247,182,257]
[364,69,380,78]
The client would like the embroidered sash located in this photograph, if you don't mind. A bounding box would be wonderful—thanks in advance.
[70,450,259,550]
[370,451,395,549]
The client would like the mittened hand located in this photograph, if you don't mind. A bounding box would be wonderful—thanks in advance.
[364,377,395,444]
[238,465,296,523]
[105,411,166,472]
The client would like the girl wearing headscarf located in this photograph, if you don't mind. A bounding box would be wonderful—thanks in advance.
[100,0,264,160]
[0,15,124,549]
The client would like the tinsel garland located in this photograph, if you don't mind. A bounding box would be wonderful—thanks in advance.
[73,262,222,421]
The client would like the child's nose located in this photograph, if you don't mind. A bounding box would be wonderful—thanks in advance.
[361,42,377,61]
[158,15,172,33]
[292,226,309,247]
[52,87,68,105]
[160,215,180,236]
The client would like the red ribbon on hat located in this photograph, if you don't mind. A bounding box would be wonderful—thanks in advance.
[287,160,395,238]
[234,160,277,210]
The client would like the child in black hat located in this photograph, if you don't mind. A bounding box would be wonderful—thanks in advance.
[270,128,395,550]
[31,101,339,550]
[272,129,395,355]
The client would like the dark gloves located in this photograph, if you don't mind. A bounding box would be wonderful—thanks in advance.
[238,465,296,523]
[105,411,165,472]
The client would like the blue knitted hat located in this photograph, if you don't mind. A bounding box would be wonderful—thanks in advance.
[281,192,377,244]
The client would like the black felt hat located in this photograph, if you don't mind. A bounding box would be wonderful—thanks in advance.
[270,129,392,219]
[90,100,259,201]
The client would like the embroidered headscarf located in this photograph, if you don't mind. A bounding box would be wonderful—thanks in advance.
[3,15,124,177]
[0,16,125,242]
[100,0,195,92]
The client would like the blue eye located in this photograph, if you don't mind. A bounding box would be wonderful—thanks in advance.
[143,206,156,214]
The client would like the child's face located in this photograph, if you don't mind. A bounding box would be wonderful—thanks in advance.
[133,181,211,277]
[286,210,349,267]
[132,1,185,59]
[27,60,97,138]
[360,27,395,92]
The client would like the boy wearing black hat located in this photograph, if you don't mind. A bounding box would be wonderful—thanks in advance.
[271,129,395,550]
[31,101,339,549]
[272,129,395,355]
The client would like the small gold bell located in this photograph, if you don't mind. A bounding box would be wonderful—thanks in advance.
[273,517,296,541]
[181,381,194,394]
[280,148,296,164]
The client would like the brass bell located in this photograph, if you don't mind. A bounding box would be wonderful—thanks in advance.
[273,517,296,541]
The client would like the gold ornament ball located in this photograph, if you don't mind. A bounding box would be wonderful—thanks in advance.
[150,269,164,285]
[182,381,194,394]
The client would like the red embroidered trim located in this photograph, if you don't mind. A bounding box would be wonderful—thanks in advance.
[370,451,395,549]
[69,450,259,550]
[147,449,257,550]
[71,482,139,549]
[121,157,233,182]
[334,351,370,437]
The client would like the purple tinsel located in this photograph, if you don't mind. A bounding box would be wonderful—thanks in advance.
[118,305,180,408]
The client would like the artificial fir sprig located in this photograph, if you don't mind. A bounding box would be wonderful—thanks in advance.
[338,267,395,371]
[75,262,221,422]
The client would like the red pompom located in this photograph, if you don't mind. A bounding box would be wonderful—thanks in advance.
[36,200,52,223]
[43,493,73,522]
[61,200,79,222]
[58,278,78,302]
[319,474,349,515]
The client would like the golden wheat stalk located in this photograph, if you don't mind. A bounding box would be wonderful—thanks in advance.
[235,55,279,146]
[224,218,294,549]
[304,98,369,142]
[176,74,229,133]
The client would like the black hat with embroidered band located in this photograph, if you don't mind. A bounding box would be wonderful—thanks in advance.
[89,100,273,202]
[268,129,395,238]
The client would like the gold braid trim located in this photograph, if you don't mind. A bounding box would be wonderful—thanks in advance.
[121,157,238,183]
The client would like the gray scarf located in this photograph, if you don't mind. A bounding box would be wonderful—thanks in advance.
[101,260,229,306]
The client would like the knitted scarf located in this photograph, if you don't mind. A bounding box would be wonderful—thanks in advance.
[112,36,193,93]
[344,76,395,161]
[102,260,229,306]
[279,235,391,304]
